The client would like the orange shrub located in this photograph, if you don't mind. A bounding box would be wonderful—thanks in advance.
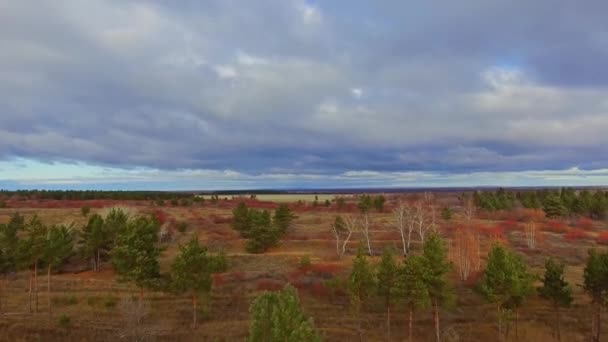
[564,229,587,242]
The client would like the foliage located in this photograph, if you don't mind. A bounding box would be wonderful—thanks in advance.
[80,206,90,217]
[299,255,312,270]
[373,195,386,212]
[248,285,322,342]
[441,206,453,220]
[273,204,296,234]
[44,224,75,269]
[474,188,515,211]
[111,216,161,290]
[57,314,71,328]
[0,213,25,274]
[376,248,398,306]
[538,258,572,308]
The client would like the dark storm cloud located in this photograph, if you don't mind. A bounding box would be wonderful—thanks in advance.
[1,0,608,183]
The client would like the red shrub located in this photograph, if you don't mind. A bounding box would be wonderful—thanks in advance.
[597,232,608,245]
[564,229,587,242]
[154,210,168,225]
[545,220,569,234]
[310,263,344,277]
[255,279,284,291]
[577,218,594,231]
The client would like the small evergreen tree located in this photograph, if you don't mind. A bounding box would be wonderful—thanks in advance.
[111,216,161,305]
[18,216,48,313]
[232,202,251,236]
[80,214,106,272]
[248,285,321,342]
[479,243,533,340]
[538,258,573,340]
[583,249,608,342]
[246,210,279,253]
[171,236,227,328]
[376,247,398,340]
[398,255,430,342]
[419,233,453,342]
[43,224,74,315]
[80,206,90,217]
[348,246,375,340]
[273,204,296,234]
[373,195,386,212]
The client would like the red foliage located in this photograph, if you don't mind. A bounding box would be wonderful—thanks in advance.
[154,209,168,225]
[310,263,344,277]
[597,232,608,245]
[497,219,520,232]
[576,217,594,231]
[477,225,505,240]
[564,229,588,242]
[545,220,569,234]
[255,279,284,291]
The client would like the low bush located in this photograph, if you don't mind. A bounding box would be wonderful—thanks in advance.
[58,314,71,328]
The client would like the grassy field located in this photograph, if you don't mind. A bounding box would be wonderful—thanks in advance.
[203,193,350,203]
[0,195,606,341]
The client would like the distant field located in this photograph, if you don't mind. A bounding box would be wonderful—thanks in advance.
[209,193,351,203]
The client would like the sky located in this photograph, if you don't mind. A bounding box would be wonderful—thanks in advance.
[1,1,608,190]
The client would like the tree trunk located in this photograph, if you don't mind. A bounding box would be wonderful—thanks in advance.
[386,301,391,341]
[192,294,197,329]
[433,299,440,342]
[28,268,33,313]
[47,264,52,317]
[96,249,100,272]
[400,230,407,255]
[497,305,502,341]
[594,303,601,342]
[515,307,519,338]
[408,306,413,342]
[336,236,341,258]
[34,260,38,313]
[556,306,561,341]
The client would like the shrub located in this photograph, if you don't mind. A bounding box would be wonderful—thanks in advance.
[255,279,284,291]
[0,201,6,208]
[58,314,71,328]
[103,296,117,309]
[298,255,312,270]
[597,232,608,245]
[176,221,188,233]
[564,229,587,242]
[545,220,569,233]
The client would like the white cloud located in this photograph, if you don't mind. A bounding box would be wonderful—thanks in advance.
[351,87,363,98]
[214,65,238,79]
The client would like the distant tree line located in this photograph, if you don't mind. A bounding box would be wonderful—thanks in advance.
[0,190,195,201]
[473,188,608,218]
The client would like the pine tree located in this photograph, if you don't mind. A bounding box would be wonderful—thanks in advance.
[18,215,48,313]
[376,247,398,340]
[248,285,321,342]
[232,202,251,236]
[273,204,296,234]
[398,255,430,342]
[348,246,375,341]
[538,258,573,340]
[419,233,453,342]
[479,243,533,340]
[81,214,106,272]
[111,216,161,305]
[0,213,24,313]
[43,224,74,315]
[171,236,227,328]
[246,210,279,253]
[582,249,608,342]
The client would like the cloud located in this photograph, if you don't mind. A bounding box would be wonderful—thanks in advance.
[1,1,608,188]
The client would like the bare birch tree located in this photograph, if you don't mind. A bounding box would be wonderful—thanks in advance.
[331,215,356,258]
[524,222,537,249]
[394,202,415,255]
[360,212,373,255]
